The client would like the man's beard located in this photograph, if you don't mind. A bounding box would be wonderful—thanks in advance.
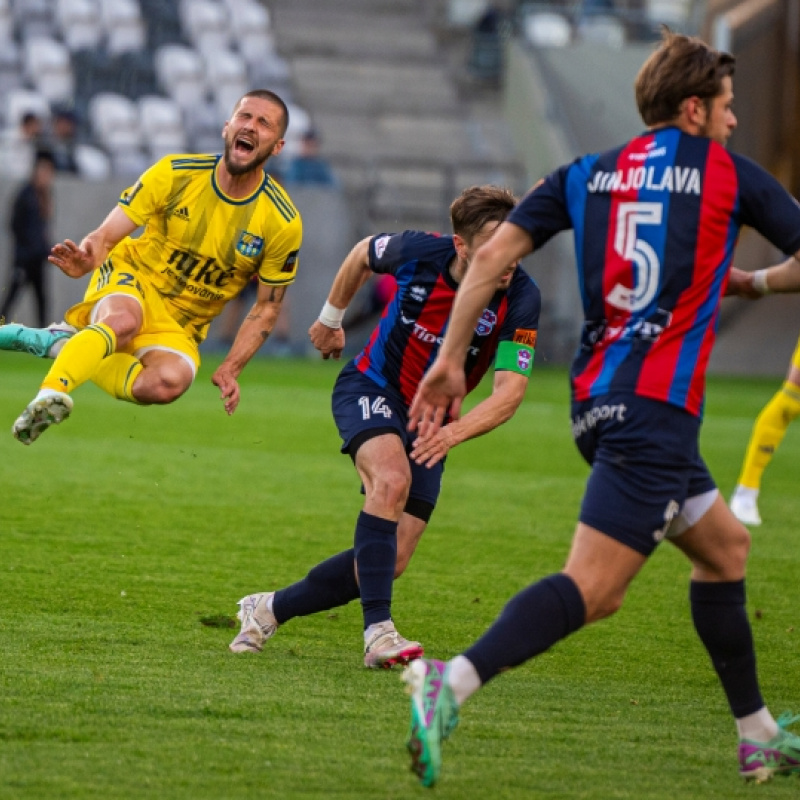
[223,143,269,176]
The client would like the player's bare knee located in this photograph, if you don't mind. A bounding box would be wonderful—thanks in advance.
[150,376,188,404]
[716,522,751,576]
[367,470,410,515]
[99,310,139,347]
[133,366,191,404]
[579,583,627,623]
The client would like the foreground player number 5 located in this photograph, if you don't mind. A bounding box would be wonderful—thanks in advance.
[359,396,393,420]
[606,201,662,312]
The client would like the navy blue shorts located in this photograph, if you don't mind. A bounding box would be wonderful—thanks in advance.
[571,393,716,556]
[332,362,444,509]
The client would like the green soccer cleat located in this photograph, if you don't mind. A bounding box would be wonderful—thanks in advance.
[403,658,460,788]
[0,322,76,358]
[739,712,800,783]
[12,390,73,445]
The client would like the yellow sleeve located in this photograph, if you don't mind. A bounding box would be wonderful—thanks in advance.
[117,156,173,227]
[257,214,303,286]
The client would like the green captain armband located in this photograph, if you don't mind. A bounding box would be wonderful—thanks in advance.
[495,339,535,376]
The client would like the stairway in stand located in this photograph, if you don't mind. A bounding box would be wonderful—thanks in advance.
[268,0,524,235]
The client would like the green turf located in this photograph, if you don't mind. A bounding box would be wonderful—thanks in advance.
[0,352,798,799]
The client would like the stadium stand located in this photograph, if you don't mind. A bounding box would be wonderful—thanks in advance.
[0,0,304,181]
[268,0,525,233]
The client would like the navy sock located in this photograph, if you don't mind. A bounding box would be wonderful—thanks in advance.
[690,579,764,718]
[272,549,359,624]
[354,511,398,628]
[464,573,586,684]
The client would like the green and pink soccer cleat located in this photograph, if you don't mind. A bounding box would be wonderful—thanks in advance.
[403,658,460,787]
[739,712,800,783]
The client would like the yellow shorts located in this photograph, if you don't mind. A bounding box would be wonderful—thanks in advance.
[64,260,201,373]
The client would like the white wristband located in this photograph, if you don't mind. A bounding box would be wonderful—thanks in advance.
[752,269,771,295]
[318,300,346,329]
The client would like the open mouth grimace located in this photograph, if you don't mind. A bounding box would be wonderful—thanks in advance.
[234,136,255,154]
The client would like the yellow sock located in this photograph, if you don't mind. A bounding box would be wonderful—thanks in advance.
[40,323,117,394]
[91,353,144,403]
[738,381,800,489]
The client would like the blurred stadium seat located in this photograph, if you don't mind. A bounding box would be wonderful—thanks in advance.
[0,39,23,97]
[56,0,103,52]
[138,94,187,159]
[23,36,74,103]
[576,14,626,48]
[12,0,54,40]
[521,11,572,48]
[180,0,230,55]
[155,44,207,110]
[4,86,50,127]
[205,50,249,119]
[89,91,142,154]
[0,0,312,175]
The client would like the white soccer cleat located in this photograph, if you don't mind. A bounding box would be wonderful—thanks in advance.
[364,621,423,669]
[730,485,762,526]
[229,592,279,653]
[12,389,73,445]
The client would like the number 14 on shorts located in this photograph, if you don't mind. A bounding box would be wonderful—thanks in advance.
[359,396,393,420]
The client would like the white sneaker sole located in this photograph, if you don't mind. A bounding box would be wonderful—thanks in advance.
[13,394,73,445]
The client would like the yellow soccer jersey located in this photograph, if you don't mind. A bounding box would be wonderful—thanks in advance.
[111,154,302,341]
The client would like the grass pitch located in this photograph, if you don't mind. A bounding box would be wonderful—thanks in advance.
[0,352,799,799]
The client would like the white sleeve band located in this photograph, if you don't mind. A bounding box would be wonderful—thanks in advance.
[318,300,346,328]
[752,269,771,295]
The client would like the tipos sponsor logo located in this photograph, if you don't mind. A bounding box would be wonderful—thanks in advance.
[571,403,627,438]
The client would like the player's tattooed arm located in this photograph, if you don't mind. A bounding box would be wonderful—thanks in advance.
[212,283,291,414]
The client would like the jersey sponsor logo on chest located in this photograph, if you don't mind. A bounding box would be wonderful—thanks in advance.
[237,231,264,257]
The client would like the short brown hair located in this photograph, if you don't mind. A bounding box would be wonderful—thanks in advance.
[449,185,517,242]
[635,29,735,126]
[235,90,290,136]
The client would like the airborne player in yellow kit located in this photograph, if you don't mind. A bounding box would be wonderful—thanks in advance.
[0,90,302,444]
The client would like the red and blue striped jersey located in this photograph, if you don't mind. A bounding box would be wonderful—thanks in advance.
[508,126,800,418]
[354,230,541,407]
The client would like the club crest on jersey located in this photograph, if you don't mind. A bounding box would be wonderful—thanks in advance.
[475,308,497,336]
[236,231,264,258]
[410,285,427,302]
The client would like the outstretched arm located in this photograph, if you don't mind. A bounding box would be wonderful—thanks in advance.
[727,253,800,298]
[48,206,138,278]
[308,236,374,360]
[408,222,535,436]
[212,282,288,415]
[410,369,529,467]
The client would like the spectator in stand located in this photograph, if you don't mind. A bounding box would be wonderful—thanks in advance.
[0,111,46,180]
[280,129,337,187]
[1,150,57,328]
[48,108,81,175]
